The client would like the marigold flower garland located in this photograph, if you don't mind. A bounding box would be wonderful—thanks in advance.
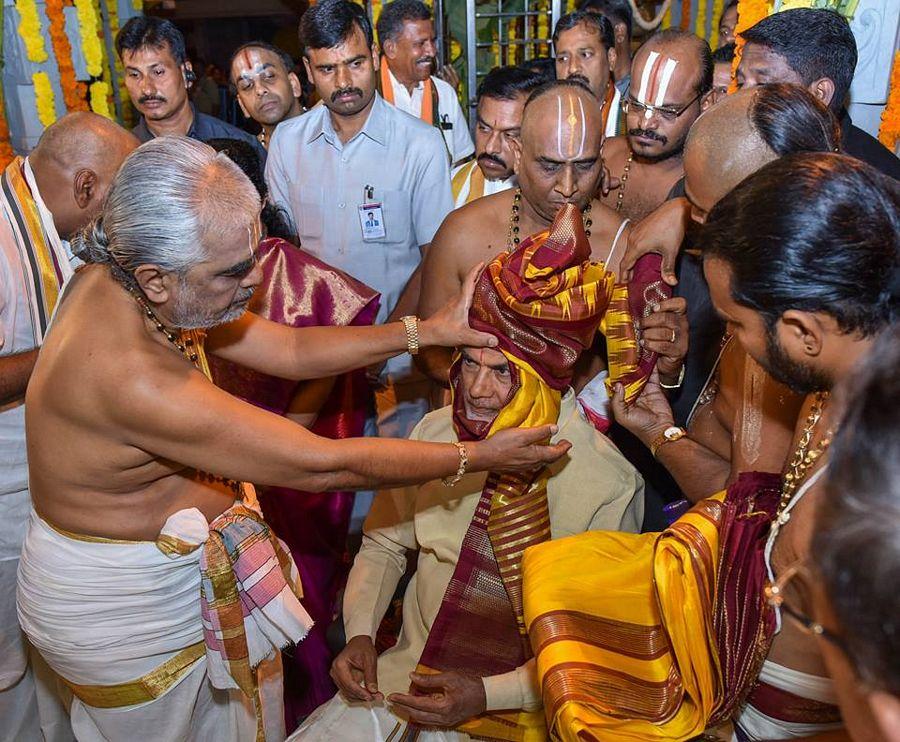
[32,72,57,127]
[74,0,104,77]
[879,51,900,152]
[710,0,724,49]
[0,96,15,170]
[694,0,709,45]
[46,0,89,111]
[15,0,48,62]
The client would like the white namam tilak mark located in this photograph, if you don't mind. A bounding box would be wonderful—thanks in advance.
[554,93,588,159]
[636,50,659,104]
[556,95,564,157]
[635,50,680,120]
[655,59,679,107]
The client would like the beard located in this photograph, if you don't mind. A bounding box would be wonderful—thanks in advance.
[762,327,831,394]
[171,277,254,330]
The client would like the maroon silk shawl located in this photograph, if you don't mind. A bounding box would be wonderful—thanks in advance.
[711,471,782,724]
[209,236,379,723]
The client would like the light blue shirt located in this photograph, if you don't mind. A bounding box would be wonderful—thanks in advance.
[266,94,453,327]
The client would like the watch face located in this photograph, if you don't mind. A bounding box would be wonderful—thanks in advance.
[664,426,683,440]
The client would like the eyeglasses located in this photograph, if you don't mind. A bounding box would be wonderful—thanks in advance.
[622,91,703,122]
[764,561,847,652]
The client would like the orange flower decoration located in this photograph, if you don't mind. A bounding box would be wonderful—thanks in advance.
[45,0,88,112]
[0,96,15,169]
[879,51,900,152]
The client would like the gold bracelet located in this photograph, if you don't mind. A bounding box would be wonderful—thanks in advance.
[659,364,686,390]
[400,315,420,356]
[442,442,468,487]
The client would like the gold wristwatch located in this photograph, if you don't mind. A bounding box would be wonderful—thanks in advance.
[650,426,687,457]
[400,315,420,355]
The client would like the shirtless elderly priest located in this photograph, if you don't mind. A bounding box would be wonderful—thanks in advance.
[296,204,644,741]
[15,137,568,742]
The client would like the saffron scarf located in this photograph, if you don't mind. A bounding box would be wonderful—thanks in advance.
[0,157,72,344]
[413,205,614,741]
[379,58,439,128]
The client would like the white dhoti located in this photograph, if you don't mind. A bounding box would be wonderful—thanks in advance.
[0,482,73,742]
[732,660,843,740]
[17,506,312,742]
[292,692,476,742]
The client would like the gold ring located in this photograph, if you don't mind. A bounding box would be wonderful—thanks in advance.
[670,328,677,344]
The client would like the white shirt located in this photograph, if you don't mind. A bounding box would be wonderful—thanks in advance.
[605,87,622,139]
[451,160,516,208]
[266,95,452,324]
[386,69,474,166]
[0,158,74,558]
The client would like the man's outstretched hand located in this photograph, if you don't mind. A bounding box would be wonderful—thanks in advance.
[388,671,487,728]
[419,263,498,350]
[330,635,382,703]
[470,424,572,474]
[640,297,689,385]
[620,197,692,286]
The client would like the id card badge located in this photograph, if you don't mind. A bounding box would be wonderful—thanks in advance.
[358,202,386,241]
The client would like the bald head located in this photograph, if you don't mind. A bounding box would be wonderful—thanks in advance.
[522,81,604,158]
[29,112,139,239]
[683,84,839,220]
[683,88,777,218]
[516,82,605,222]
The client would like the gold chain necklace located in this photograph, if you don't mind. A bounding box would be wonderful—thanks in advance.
[505,188,592,252]
[616,150,635,213]
[778,391,833,517]
[127,285,200,367]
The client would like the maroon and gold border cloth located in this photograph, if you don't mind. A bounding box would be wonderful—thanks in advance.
[414,205,611,741]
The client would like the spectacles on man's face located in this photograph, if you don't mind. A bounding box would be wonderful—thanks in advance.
[764,561,847,653]
[622,91,702,123]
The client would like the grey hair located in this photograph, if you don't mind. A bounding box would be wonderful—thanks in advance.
[76,136,261,276]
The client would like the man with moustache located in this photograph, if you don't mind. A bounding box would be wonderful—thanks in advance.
[229,41,304,150]
[737,8,900,179]
[525,151,897,742]
[376,0,474,167]
[451,66,543,208]
[116,17,266,163]
[718,0,738,46]
[553,11,623,138]
[267,0,453,443]
[600,30,713,222]
[579,0,635,96]
[417,80,686,400]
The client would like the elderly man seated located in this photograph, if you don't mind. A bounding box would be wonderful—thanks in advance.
[295,205,645,741]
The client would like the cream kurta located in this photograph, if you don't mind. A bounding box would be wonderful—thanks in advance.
[344,390,643,709]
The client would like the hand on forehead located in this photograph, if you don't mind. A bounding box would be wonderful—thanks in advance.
[522,87,602,159]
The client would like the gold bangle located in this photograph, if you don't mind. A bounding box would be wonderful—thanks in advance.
[400,315,420,356]
[442,442,468,487]
[659,364,686,390]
